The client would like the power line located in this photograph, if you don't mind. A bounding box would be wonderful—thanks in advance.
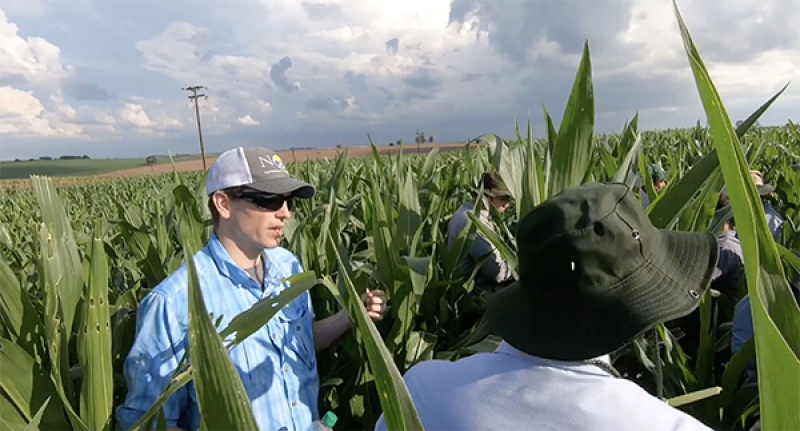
[182,85,208,171]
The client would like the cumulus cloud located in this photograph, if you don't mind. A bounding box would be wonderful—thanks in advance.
[255,100,273,114]
[386,38,399,56]
[269,56,301,93]
[1,0,799,160]
[239,114,260,126]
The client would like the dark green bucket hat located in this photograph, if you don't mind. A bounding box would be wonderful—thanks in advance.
[486,182,719,361]
[649,163,667,182]
[479,171,511,198]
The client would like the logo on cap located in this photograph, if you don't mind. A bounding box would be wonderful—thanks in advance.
[258,154,287,173]
[272,155,285,171]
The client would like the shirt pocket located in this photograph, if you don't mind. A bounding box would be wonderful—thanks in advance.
[277,299,316,371]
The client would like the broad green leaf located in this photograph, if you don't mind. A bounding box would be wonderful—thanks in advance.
[31,176,84,351]
[0,258,47,366]
[22,397,50,431]
[77,219,114,431]
[674,3,800,430]
[0,340,69,430]
[612,133,644,186]
[219,271,320,347]
[466,210,518,277]
[547,41,595,197]
[185,242,259,430]
[326,229,424,431]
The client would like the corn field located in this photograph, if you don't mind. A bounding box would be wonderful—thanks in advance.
[1,5,800,431]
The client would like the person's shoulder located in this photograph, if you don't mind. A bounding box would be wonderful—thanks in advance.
[264,246,303,277]
[264,246,300,265]
[610,379,712,430]
[147,245,216,302]
[265,245,297,259]
[448,201,472,223]
[734,295,751,312]
[403,355,480,383]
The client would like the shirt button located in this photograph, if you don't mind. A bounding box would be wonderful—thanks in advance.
[283,365,289,372]
[296,325,301,331]
[271,333,277,339]
[291,401,297,407]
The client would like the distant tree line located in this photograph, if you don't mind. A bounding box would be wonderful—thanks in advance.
[387,131,435,147]
[13,155,91,162]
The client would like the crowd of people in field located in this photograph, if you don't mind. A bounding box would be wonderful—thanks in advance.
[116,146,800,431]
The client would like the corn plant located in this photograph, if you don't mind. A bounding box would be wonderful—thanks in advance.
[1,3,800,430]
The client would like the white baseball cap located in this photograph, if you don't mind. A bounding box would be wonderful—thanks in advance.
[205,147,315,198]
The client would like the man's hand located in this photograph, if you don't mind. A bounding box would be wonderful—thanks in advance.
[365,288,387,322]
[313,289,386,352]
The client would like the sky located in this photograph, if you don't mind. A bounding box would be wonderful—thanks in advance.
[0,0,798,161]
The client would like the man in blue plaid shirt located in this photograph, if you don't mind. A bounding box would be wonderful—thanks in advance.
[116,147,386,431]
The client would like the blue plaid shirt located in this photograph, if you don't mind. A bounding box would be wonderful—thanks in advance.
[116,233,319,431]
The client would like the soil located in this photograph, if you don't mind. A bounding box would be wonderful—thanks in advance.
[96,142,471,177]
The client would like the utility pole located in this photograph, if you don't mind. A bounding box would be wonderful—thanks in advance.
[182,85,208,171]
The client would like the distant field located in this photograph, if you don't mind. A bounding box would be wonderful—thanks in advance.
[0,155,205,180]
[0,143,473,190]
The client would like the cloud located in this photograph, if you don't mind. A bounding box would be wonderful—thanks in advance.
[0,0,47,17]
[255,100,273,114]
[61,73,115,100]
[269,56,301,93]
[238,114,260,126]
[0,0,799,161]
[302,2,344,21]
[386,38,399,56]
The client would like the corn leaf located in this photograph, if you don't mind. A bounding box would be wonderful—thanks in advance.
[77,219,114,431]
[326,229,424,431]
[185,242,259,430]
[673,3,800,430]
[547,41,595,197]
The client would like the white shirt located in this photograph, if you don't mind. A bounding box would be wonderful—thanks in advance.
[374,342,711,431]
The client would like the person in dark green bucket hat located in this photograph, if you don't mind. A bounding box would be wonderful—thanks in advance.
[446,171,515,294]
[649,163,668,191]
[635,163,668,208]
[376,182,719,431]
[487,182,718,360]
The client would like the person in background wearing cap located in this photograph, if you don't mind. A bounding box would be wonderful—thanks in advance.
[376,182,718,431]
[446,171,515,294]
[674,191,746,356]
[720,170,783,240]
[117,147,387,431]
[635,163,668,208]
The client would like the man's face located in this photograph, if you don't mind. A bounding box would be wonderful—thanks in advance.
[654,180,667,193]
[491,195,511,213]
[215,188,293,249]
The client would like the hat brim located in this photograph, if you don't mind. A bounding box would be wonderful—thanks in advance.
[248,177,316,199]
[721,184,774,199]
[484,190,512,198]
[757,184,774,196]
[486,229,719,361]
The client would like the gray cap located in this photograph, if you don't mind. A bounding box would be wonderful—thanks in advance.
[206,147,315,198]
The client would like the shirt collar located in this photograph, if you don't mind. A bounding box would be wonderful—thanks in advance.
[207,232,276,288]
[494,341,613,374]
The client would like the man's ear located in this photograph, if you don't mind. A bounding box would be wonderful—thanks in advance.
[213,192,234,221]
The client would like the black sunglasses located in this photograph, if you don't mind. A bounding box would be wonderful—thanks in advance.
[232,192,294,211]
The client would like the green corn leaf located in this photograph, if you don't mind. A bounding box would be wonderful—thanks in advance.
[0,340,69,430]
[326,229,424,431]
[218,271,320,347]
[185,241,259,430]
[547,41,595,197]
[0,258,47,367]
[22,397,51,431]
[673,3,800,431]
[77,219,114,431]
